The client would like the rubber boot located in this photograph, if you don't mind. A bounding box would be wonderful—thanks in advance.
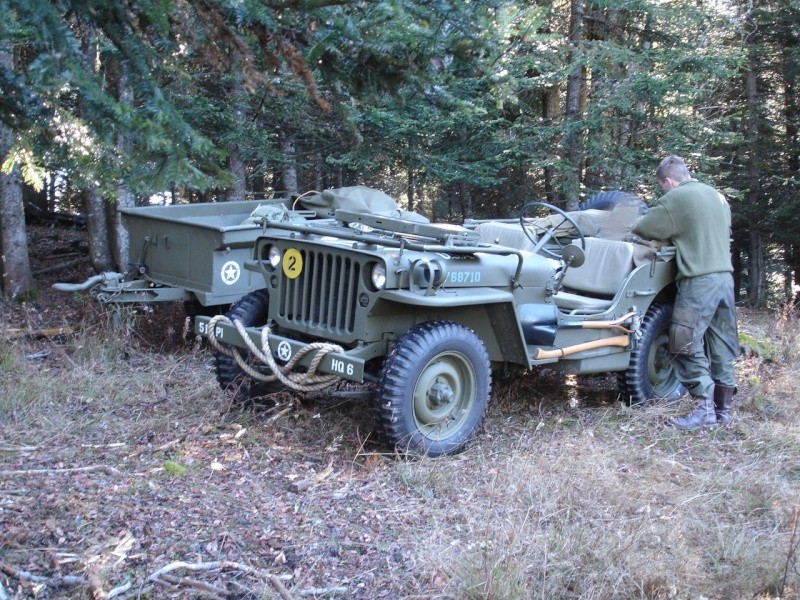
[714,385,736,426]
[670,397,717,430]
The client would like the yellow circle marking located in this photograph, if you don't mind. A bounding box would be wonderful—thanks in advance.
[282,248,303,279]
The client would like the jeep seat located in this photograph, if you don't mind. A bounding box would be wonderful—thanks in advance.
[553,237,635,313]
[473,221,536,251]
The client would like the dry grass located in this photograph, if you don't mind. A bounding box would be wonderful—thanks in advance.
[1,305,799,599]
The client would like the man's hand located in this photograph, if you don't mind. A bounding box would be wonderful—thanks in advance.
[623,233,664,248]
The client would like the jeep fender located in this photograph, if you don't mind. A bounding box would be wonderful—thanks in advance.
[376,289,530,367]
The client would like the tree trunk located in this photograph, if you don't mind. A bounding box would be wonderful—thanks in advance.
[792,244,800,305]
[459,181,473,220]
[784,44,799,302]
[225,64,249,201]
[0,46,35,299]
[280,132,299,195]
[227,153,247,201]
[732,237,743,303]
[47,174,56,213]
[314,152,324,192]
[748,228,766,305]
[85,187,115,272]
[744,17,767,307]
[111,65,136,271]
[111,186,135,271]
[252,170,266,196]
[334,164,343,188]
[562,0,585,211]
[416,177,425,218]
[407,169,416,213]
[629,12,653,154]
[0,161,35,299]
[542,86,560,203]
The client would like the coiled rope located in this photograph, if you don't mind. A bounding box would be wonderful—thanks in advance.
[206,315,344,392]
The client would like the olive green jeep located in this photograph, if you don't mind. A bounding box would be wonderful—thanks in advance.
[195,187,681,457]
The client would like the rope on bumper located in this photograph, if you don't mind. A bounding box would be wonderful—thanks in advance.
[206,315,344,392]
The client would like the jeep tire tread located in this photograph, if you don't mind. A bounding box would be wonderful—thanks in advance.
[376,321,491,457]
[579,190,647,214]
[618,303,685,405]
[214,289,285,404]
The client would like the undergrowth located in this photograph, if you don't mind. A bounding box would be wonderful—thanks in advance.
[423,307,800,599]
[1,307,798,599]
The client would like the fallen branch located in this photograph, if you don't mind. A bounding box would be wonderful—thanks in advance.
[33,256,91,277]
[44,251,83,261]
[267,405,296,423]
[780,506,800,598]
[87,569,107,600]
[0,465,119,476]
[154,573,228,598]
[0,562,86,589]
[107,581,131,599]
[125,435,185,461]
[1,326,76,341]
[289,458,336,493]
[270,575,297,600]
[153,437,185,454]
[147,561,298,599]
[0,446,41,453]
[81,443,127,450]
[298,586,348,597]
[147,560,283,582]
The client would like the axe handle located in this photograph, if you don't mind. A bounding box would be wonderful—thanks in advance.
[534,335,630,360]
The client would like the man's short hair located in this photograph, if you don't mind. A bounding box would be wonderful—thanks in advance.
[656,155,691,183]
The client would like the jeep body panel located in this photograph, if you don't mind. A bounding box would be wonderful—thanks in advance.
[196,209,678,381]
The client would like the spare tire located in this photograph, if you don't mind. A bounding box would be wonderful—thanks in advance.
[580,190,648,215]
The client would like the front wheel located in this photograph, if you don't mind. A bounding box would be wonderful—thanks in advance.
[214,289,286,404]
[618,303,685,405]
[376,321,491,457]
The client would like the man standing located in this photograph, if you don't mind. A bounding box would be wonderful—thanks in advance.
[633,155,739,429]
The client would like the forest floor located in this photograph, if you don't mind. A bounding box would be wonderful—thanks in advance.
[1,225,799,600]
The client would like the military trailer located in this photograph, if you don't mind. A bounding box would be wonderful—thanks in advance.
[53,197,316,312]
[195,189,684,457]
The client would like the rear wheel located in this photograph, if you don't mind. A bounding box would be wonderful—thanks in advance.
[184,299,228,319]
[579,190,647,214]
[214,289,285,404]
[376,321,491,457]
[618,303,685,405]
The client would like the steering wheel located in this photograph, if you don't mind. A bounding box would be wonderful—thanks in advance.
[519,201,586,260]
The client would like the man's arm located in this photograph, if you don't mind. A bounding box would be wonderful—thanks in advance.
[632,203,675,241]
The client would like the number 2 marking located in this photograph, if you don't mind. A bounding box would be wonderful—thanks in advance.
[282,248,303,279]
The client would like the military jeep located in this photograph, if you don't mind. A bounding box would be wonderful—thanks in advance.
[196,189,682,457]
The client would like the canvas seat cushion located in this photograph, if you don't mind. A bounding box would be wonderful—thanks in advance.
[553,237,635,311]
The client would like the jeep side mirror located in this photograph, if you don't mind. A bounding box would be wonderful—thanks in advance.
[551,244,585,296]
[561,244,585,269]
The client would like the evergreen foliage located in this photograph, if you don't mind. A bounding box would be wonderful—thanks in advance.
[0,0,798,303]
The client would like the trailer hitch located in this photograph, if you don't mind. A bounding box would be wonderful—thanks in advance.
[52,272,124,293]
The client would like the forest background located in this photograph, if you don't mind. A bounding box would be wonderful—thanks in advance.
[3,3,800,599]
[0,0,799,306]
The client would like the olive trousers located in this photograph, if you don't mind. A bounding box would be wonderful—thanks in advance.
[669,272,739,400]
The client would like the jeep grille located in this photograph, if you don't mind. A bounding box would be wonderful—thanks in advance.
[276,249,361,334]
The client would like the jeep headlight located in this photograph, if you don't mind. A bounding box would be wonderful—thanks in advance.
[267,245,282,269]
[370,262,387,290]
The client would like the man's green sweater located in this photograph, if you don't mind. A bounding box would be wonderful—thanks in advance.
[632,180,733,279]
